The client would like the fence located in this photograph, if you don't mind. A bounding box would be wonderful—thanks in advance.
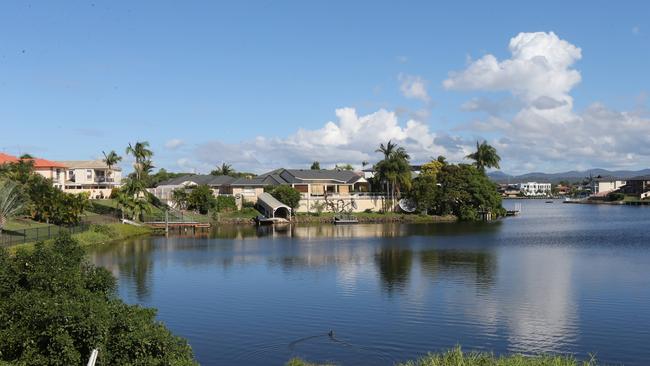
[0,222,91,247]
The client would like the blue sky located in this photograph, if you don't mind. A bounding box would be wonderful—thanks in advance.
[0,1,648,174]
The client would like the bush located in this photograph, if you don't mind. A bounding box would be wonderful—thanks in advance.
[90,224,116,237]
[109,187,120,199]
[242,200,256,209]
[364,208,374,213]
[0,233,197,365]
[187,185,216,215]
[266,185,301,213]
[606,192,625,202]
[216,195,237,212]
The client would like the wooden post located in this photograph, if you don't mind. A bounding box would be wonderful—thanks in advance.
[165,210,169,236]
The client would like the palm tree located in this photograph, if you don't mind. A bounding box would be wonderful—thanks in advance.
[466,140,501,173]
[126,141,153,181]
[0,180,26,232]
[211,163,235,176]
[375,140,397,160]
[102,150,122,181]
[374,141,412,211]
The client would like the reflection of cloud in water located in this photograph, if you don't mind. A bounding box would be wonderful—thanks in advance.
[464,247,578,354]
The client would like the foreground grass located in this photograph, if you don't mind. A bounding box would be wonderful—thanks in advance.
[286,347,597,366]
[6,223,151,254]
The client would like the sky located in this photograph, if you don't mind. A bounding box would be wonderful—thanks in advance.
[0,0,648,174]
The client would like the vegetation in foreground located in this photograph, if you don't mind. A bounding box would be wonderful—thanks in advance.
[286,346,597,366]
[0,233,197,365]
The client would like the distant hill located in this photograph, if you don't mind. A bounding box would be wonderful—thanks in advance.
[488,169,650,184]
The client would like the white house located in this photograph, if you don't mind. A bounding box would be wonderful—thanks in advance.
[590,177,626,196]
[516,182,552,196]
[60,160,122,199]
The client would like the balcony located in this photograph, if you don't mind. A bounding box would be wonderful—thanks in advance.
[301,192,387,200]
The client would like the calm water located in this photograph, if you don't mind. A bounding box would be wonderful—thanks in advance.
[88,200,650,365]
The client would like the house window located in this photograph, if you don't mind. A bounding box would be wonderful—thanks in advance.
[56,169,61,180]
[86,169,92,180]
[242,188,256,196]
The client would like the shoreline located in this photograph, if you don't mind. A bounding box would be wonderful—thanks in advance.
[215,213,459,225]
[5,223,152,254]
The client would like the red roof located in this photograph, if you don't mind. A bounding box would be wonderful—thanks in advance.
[0,153,67,169]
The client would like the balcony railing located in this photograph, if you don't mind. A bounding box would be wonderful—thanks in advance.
[301,192,388,199]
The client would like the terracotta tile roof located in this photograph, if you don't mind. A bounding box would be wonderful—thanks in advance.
[0,153,66,169]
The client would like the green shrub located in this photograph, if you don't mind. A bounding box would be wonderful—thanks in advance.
[90,224,116,236]
[242,200,256,209]
[216,195,237,212]
[0,233,197,365]
[606,192,625,202]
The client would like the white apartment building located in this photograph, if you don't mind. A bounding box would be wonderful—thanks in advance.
[516,182,552,196]
[60,160,122,199]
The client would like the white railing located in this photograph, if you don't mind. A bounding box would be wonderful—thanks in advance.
[301,192,388,200]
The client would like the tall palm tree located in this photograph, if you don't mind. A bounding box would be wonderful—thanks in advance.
[375,140,397,160]
[211,163,234,176]
[102,150,122,180]
[0,180,26,232]
[374,141,411,211]
[126,141,153,181]
[466,140,501,173]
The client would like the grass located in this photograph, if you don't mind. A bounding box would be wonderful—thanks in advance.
[6,223,151,254]
[215,207,260,220]
[2,217,52,231]
[286,347,597,366]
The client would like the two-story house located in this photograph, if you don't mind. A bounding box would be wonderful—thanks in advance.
[60,160,122,199]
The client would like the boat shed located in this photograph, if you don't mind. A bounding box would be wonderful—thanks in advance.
[257,192,292,219]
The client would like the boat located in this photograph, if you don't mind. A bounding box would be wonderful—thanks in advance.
[545,200,554,203]
[334,214,359,224]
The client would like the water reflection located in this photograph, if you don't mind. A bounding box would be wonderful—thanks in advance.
[86,203,650,366]
[375,246,413,292]
[420,249,496,289]
[89,238,155,301]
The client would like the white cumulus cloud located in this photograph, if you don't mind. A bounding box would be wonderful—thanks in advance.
[446,31,650,173]
[192,107,465,173]
[399,73,430,103]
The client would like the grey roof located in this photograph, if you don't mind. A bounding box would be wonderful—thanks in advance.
[60,160,121,170]
[627,175,650,181]
[257,169,363,184]
[231,174,285,186]
[257,192,290,211]
[593,175,624,182]
[157,174,236,187]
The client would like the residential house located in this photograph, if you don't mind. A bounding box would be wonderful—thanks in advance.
[152,168,383,212]
[60,160,122,199]
[0,153,67,188]
[148,174,237,204]
[590,176,626,197]
[498,184,521,198]
[516,182,552,196]
[622,175,650,199]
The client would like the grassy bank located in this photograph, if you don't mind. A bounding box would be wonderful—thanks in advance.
[6,223,151,254]
[286,346,597,366]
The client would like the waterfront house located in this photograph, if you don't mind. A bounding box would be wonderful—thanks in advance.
[590,176,626,196]
[149,174,237,204]
[59,160,122,199]
[515,182,552,196]
[622,175,650,199]
[153,168,383,212]
[0,153,67,188]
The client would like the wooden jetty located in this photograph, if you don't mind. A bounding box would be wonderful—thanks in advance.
[334,214,359,224]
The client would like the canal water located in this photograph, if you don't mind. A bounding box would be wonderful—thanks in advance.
[88,200,650,365]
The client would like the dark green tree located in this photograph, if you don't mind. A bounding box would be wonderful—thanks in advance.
[211,163,235,176]
[187,185,217,214]
[435,164,505,220]
[267,185,301,214]
[0,234,197,365]
[310,161,320,170]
